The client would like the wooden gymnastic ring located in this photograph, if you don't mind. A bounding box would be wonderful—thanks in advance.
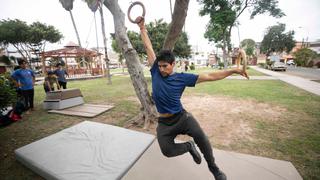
[127,1,146,24]
[236,49,247,72]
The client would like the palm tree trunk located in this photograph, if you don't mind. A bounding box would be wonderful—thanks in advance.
[93,12,104,76]
[69,10,82,47]
[99,4,112,84]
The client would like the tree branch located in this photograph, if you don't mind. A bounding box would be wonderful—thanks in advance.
[162,0,190,50]
[12,43,26,59]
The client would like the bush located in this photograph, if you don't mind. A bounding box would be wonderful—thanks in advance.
[293,48,317,67]
[0,55,12,65]
[258,63,266,68]
[307,61,314,67]
[0,73,17,113]
[190,63,195,70]
[218,62,224,69]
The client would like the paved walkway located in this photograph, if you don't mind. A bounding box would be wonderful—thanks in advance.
[123,140,303,180]
[250,66,320,96]
[227,75,277,80]
[35,74,103,85]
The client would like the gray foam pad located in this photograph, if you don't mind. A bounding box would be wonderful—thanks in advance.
[15,121,155,180]
[48,104,114,117]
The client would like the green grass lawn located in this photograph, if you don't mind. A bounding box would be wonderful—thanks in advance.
[112,66,267,77]
[1,74,319,179]
[184,66,267,76]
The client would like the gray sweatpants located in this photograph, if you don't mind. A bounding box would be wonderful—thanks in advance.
[156,110,219,173]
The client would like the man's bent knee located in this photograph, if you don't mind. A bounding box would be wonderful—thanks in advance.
[160,146,176,157]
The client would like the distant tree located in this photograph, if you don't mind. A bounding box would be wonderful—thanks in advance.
[198,0,284,68]
[260,23,295,54]
[0,19,62,70]
[111,19,191,62]
[0,19,31,59]
[127,31,145,60]
[148,19,191,58]
[28,21,63,53]
[240,39,256,57]
[293,48,317,67]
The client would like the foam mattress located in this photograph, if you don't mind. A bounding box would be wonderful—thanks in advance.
[15,121,155,180]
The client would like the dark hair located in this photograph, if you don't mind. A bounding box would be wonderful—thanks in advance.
[56,63,62,67]
[156,50,175,64]
[47,71,54,75]
[18,59,27,65]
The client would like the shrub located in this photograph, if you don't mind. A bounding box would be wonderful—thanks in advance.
[307,61,314,67]
[293,48,317,67]
[190,63,195,70]
[258,63,266,68]
[0,72,17,113]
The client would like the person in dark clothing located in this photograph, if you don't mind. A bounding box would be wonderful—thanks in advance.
[136,16,249,180]
[43,71,60,93]
[11,59,35,112]
[54,63,69,89]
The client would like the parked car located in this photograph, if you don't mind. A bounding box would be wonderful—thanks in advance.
[271,62,287,71]
[286,60,295,66]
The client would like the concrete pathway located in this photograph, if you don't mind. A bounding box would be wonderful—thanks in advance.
[123,140,302,180]
[250,66,320,96]
[35,75,104,85]
[227,75,277,80]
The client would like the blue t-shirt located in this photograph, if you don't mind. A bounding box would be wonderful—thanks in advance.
[54,69,68,82]
[150,62,198,114]
[11,69,35,90]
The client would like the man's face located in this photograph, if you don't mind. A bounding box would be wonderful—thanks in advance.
[158,61,175,77]
[20,61,27,69]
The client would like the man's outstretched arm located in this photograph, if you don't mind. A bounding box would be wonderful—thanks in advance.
[196,68,249,84]
[136,16,156,67]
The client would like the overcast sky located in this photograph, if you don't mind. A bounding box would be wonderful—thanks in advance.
[1,0,320,52]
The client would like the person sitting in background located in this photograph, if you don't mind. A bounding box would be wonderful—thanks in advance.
[44,71,60,93]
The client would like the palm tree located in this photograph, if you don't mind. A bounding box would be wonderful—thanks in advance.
[84,0,111,84]
[98,2,112,84]
[59,0,82,48]
[169,0,173,20]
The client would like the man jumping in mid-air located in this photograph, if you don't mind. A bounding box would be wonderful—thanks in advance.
[136,16,248,180]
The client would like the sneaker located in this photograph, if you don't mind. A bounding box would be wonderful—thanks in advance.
[213,170,227,180]
[187,141,201,164]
